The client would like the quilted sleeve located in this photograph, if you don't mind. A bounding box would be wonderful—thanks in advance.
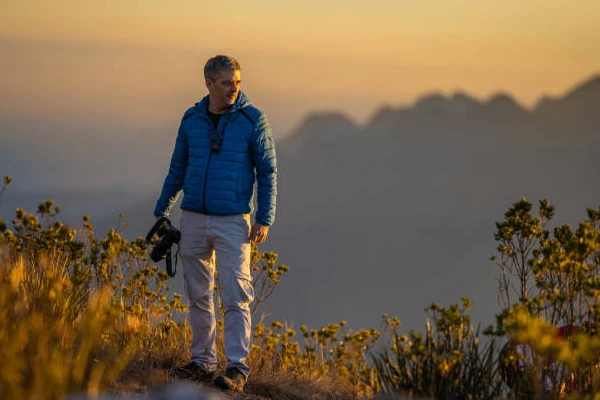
[250,112,277,226]
[154,116,189,217]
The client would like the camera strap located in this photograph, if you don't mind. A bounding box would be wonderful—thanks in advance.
[165,248,178,278]
[210,119,229,154]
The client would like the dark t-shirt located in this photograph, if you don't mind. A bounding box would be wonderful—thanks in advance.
[207,109,222,128]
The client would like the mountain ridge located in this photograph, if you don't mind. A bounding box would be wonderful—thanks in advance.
[284,72,600,144]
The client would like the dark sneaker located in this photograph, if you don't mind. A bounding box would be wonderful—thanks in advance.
[170,361,215,381]
[214,368,246,392]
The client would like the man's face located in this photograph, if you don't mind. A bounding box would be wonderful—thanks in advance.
[206,69,241,112]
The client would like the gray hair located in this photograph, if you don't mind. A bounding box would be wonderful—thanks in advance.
[204,55,241,81]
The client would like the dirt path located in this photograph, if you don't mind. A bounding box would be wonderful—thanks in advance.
[112,368,297,400]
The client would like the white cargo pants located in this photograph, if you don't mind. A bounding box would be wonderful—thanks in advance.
[179,210,254,377]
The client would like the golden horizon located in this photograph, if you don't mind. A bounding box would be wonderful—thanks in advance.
[1,0,598,134]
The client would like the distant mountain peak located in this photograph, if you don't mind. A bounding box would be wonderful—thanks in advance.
[413,91,483,116]
[558,73,600,107]
[413,92,447,113]
[284,111,358,147]
[570,73,600,95]
[299,111,356,125]
[533,72,600,117]
[486,92,521,107]
[450,91,480,103]
[487,92,517,106]
[449,91,483,114]
[481,92,528,118]
[293,111,357,135]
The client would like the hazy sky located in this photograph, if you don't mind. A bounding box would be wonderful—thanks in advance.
[1,0,599,136]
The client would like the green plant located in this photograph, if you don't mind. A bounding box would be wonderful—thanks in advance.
[250,246,290,315]
[250,318,381,397]
[493,199,600,399]
[373,298,501,399]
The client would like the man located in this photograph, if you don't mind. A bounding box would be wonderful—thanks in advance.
[154,55,277,392]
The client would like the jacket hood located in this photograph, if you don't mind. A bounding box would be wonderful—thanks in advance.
[194,91,252,115]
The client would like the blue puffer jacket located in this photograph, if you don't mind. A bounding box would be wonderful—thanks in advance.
[154,91,277,226]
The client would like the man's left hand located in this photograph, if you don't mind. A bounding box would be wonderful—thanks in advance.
[250,223,269,244]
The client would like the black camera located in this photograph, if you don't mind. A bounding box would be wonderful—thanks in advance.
[146,217,181,276]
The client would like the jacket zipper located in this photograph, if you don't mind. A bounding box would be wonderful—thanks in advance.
[202,115,230,214]
[202,150,212,214]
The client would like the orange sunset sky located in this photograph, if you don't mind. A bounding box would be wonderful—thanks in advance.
[1,0,598,136]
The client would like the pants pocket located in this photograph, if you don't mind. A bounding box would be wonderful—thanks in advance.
[223,270,254,308]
